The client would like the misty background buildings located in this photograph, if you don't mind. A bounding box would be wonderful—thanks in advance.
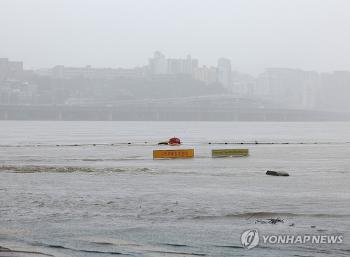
[1,0,349,120]
[1,51,350,120]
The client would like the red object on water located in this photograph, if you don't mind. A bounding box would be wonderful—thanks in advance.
[168,137,181,145]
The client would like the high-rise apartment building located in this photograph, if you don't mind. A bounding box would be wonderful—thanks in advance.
[149,51,167,75]
[217,58,232,90]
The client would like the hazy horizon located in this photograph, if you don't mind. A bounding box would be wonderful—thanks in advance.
[1,0,350,75]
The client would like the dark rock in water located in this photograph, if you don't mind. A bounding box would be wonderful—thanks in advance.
[266,170,289,176]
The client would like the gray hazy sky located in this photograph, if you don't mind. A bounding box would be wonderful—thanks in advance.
[0,0,349,74]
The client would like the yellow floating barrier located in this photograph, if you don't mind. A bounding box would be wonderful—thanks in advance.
[212,149,249,157]
[153,149,194,159]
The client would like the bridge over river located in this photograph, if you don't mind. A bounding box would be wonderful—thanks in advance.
[0,104,348,121]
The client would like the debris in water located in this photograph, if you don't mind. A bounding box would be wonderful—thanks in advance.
[255,218,284,224]
[266,170,290,176]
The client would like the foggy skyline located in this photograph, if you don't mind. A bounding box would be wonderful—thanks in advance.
[1,0,350,75]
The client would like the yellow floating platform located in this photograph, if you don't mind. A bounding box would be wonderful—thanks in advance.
[153,149,194,159]
[212,149,249,157]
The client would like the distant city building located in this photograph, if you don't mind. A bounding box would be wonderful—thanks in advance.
[8,61,23,75]
[149,51,198,76]
[256,68,319,109]
[231,71,256,96]
[217,58,232,90]
[167,55,198,75]
[49,65,145,79]
[193,66,217,84]
[0,58,23,79]
[0,58,9,80]
[317,70,350,111]
[149,51,167,75]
